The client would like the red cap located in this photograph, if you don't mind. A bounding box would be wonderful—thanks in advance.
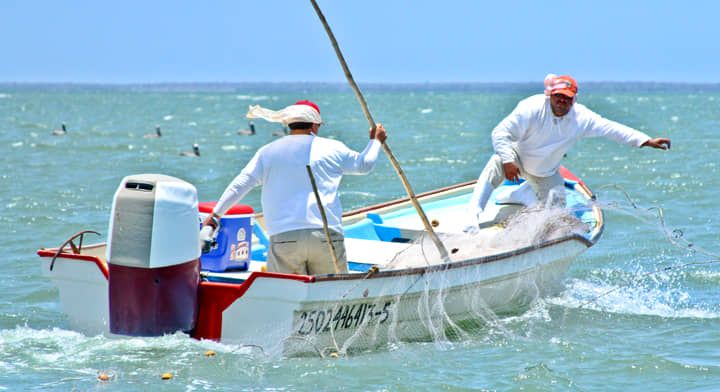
[548,75,578,97]
[295,100,320,114]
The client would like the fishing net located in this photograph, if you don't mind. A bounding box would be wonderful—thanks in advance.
[282,199,592,357]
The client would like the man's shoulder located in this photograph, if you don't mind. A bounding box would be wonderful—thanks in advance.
[571,102,598,118]
[314,136,349,149]
[518,94,547,107]
[509,94,547,117]
[255,137,296,157]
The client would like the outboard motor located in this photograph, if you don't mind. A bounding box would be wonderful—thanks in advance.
[107,174,200,336]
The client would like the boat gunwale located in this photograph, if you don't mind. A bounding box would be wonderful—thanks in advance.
[342,179,477,221]
[37,244,110,279]
[36,169,603,287]
[36,230,596,285]
[313,232,596,282]
[36,213,603,287]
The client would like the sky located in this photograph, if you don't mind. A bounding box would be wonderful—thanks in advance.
[1,0,718,84]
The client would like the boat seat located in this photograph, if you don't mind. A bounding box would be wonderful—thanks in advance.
[366,213,412,242]
[344,218,381,241]
[344,214,414,243]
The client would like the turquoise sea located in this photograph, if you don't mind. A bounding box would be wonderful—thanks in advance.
[1,82,719,391]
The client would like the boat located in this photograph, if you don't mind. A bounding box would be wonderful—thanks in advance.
[37,166,603,356]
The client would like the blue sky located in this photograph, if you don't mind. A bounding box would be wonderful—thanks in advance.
[1,0,718,83]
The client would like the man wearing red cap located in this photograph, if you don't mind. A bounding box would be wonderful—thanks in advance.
[468,74,671,224]
[203,100,387,275]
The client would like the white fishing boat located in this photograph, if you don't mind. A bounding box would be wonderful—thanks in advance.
[37,166,603,356]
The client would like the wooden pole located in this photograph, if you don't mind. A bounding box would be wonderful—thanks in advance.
[306,165,341,274]
[309,0,450,262]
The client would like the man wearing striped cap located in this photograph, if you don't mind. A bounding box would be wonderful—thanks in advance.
[203,100,387,275]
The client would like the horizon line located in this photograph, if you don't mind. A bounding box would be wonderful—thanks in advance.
[2,80,720,86]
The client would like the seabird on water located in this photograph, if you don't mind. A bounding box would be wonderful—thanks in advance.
[52,123,67,136]
[180,143,200,157]
[238,121,256,136]
[144,125,162,138]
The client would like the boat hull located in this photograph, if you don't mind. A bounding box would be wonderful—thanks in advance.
[38,169,603,356]
[40,235,588,356]
[216,236,585,355]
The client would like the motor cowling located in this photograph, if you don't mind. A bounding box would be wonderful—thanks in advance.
[107,174,200,336]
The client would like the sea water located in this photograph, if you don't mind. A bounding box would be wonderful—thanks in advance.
[1,83,719,390]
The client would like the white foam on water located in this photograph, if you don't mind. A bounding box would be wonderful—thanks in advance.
[550,277,719,319]
[234,95,271,102]
[686,269,720,283]
[340,190,376,198]
[0,325,266,371]
[220,144,251,151]
[235,94,271,101]
[500,299,553,326]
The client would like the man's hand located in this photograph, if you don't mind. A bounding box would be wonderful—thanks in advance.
[202,214,220,230]
[641,137,671,150]
[503,162,521,182]
[370,123,387,143]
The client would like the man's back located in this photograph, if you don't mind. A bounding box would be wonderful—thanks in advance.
[251,134,366,236]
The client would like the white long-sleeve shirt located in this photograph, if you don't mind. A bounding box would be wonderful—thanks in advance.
[213,134,382,236]
[492,94,651,177]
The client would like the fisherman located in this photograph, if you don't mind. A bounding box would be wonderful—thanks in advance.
[468,74,671,223]
[202,100,387,275]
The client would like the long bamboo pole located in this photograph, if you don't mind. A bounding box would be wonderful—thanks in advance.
[309,0,450,262]
[306,165,341,274]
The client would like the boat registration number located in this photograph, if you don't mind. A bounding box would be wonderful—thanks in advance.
[295,300,394,336]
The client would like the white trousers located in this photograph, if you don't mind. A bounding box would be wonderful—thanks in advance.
[468,154,565,218]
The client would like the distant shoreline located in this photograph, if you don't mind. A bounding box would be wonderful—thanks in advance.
[1,81,719,93]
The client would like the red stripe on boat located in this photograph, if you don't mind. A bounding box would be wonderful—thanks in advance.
[559,165,586,187]
[193,272,314,341]
[37,249,109,280]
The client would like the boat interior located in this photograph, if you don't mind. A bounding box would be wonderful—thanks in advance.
[40,178,600,285]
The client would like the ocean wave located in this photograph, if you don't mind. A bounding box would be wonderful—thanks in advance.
[340,190,377,199]
[0,326,266,389]
[550,278,719,319]
[685,269,720,283]
[235,95,271,101]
